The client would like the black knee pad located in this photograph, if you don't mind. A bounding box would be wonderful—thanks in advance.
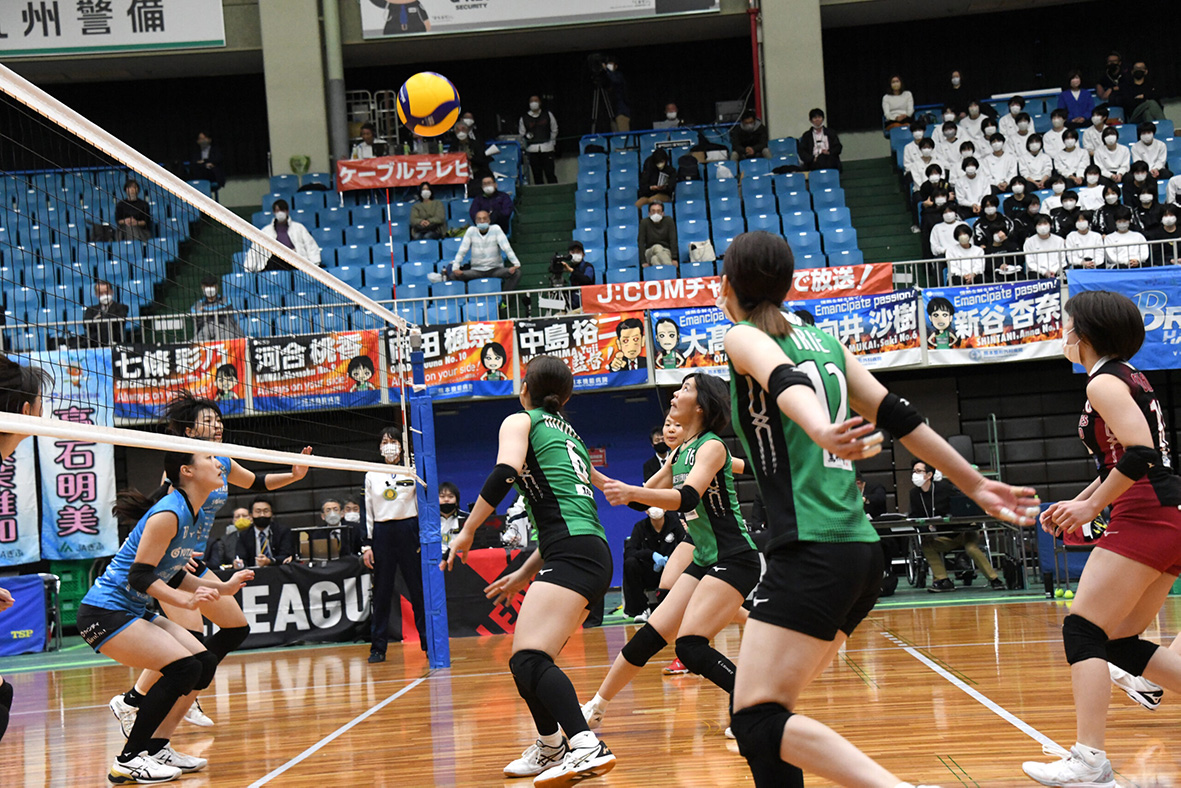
[192,650,220,691]
[509,649,553,694]
[731,702,794,760]
[159,656,203,697]
[0,680,12,710]
[1107,636,1160,676]
[186,628,206,645]
[675,635,711,674]
[1062,614,1108,665]
[620,623,668,668]
[205,625,250,661]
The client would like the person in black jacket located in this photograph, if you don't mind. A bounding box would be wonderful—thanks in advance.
[114,180,152,241]
[189,131,225,189]
[797,108,842,171]
[642,425,670,481]
[622,507,687,619]
[319,497,365,557]
[234,497,296,566]
[83,280,129,346]
[731,109,771,161]
[911,460,1004,592]
[855,470,888,520]
[635,149,675,208]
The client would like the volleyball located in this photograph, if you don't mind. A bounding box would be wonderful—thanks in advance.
[397,72,461,137]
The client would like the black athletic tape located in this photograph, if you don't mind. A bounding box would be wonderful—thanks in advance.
[128,562,159,594]
[479,463,518,508]
[876,392,924,438]
[767,364,814,402]
[249,473,272,492]
[676,486,701,513]
[1062,613,1108,665]
[1114,445,1158,481]
[1106,636,1160,676]
[620,623,668,667]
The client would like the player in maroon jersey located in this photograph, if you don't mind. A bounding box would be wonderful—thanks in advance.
[1023,290,1181,787]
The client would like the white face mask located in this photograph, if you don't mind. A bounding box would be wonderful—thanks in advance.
[1104,137,1118,148]
[1012,183,1026,194]
[606,63,616,72]
[98,293,113,306]
[1076,221,1089,232]
[983,127,997,137]
[646,506,665,520]
[951,76,961,87]
[456,131,469,141]
[1010,105,1021,116]
[323,511,342,526]
[462,117,475,127]
[1086,174,1099,185]
[273,211,288,222]
[943,212,957,224]
[960,149,974,159]
[965,166,977,176]
[958,235,971,247]
[1052,118,1065,129]
[1018,121,1030,132]
[1051,182,1064,194]
[381,443,401,462]
[649,213,663,223]
[969,107,980,118]
[420,189,431,199]
[934,197,947,207]
[1134,172,1147,183]
[912,472,928,487]
[1029,143,1042,154]
[913,131,924,142]
[928,173,941,184]
[1063,325,1081,364]
[984,206,997,217]
[1036,224,1051,237]
[667,112,678,121]
[1141,133,1154,144]
[343,511,361,523]
[1092,116,1105,127]
[203,286,218,299]
[1065,139,1077,150]
[1063,200,1077,211]
[1140,194,1154,205]
[991,141,1005,152]
[529,102,540,111]
[571,253,583,263]
[1163,216,1178,228]
[920,148,933,159]
[943,130,956,140]
[1116,221,1131,232]
[482,185,495,195]
[1105,194,1119,205]
[943,113,956,123]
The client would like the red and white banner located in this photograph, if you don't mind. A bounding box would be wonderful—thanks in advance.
[581,264,894,313]
[335,154,470,192]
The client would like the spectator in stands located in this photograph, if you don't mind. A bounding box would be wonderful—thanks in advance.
[244,199,321,272]
[1093,185,1124,235]
[438,210,521,289]
[881,75,914,129]
[907,137,937,200]
[1054,129,1089,186]
[855,470,888,520]
[1132,191,1162,233]
[438,481,467,550]
[1078,165,1107,211]
[731,109,771,161]
[935,121,962,171]
[1146,205,1181,265]
[797,108,841,171]
[410,181,447,240]
[1057,70,1094,128]
[998,96,1026,140]
[946,224,985,284]
[1013,194,1046,242]
[622,506,687,621]
[919,183,954,253]
[902,121,928,175]
[637,201,678,268]
[979,117,999,146]
[1168,173,1181,208]
[986,227,1024,280]
[1131,121,1172,181]
[207,507,251,568]
[1096,51,1127,106]
[958,100,988,146]
[1066,213,1104,268]
[603,56,630,132]
[1006,113,1035,157]
[656,102,689,128]
[519,95,558,185]
[944,69,969,117]
[1094,127,1130,183]
[1018,135,1052,190]
[1002,177,1033,217]
[351,122,388,159]
[189,131,225,189]
[954,157,988,216]
[1050,191,1081,237]
[929,204,961,259]
[1024,214,1067,277]
[971,195,1013,248]
[1103,206,1149,267]
[235,497,295,567]
[449,121,477,156]
[83,280,129,346]
[459,111,479,140]
[1042,175,1069,213]
[192,274,243,341]
[1122,161,1158,208]
[1124,61,1166,123]
[1081,106,1109,155]
[114,180,152,242]
[635,149,675,208]
[551,241,595,289]
[1043,109,1069,160]
[320,497,364,556]
[469,175,513,233]
[643,425,671,481]
[981,133,1017,194]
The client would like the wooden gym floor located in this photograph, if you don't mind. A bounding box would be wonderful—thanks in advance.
[4,597,1181,787]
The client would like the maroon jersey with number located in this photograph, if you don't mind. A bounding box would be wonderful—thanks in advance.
[1078,359,1181,506]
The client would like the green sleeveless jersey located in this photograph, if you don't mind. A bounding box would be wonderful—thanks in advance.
[670,431,757,566]
[516,409,606,555]
[728,322,879,549]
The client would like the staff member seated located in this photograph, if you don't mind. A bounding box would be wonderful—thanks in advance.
[622,507,688,622]
[319,497,365,556]
[234,497,295,567]
[911,460,1004,593]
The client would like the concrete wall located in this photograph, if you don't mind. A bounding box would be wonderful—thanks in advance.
[258,0,330,176]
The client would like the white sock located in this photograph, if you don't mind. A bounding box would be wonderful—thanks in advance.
[1073,741,1106,762]
[894,783,916,788]
[569,730,598,749]
[590,693,609,709]
[539,732,563,749]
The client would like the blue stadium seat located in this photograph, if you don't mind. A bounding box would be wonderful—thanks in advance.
[578,153,607,170]
[606,186,634,209]
[399,262,434,287]
[822,227,859,254]
[580,136,607,154]
[467,277,502,295]
[270,175,299,193]
[680,260,715,278]
[405,239,441,264]
[344,225,378,246]
[335,244,371,268]
[768,137,797,157]
[576,206,608,229]
[397,302,425,326]
[426,302,461,326]
[448,199,473,220]
[252,211,273,229]
[677,219,710,260]
[605,267,639,284]
[574,227,605,247]
[677,180,705,201]
[712,233,738,257]
[312,226,341,249]
[608,204,639,226]
[316,309,349,333]
[744,191,777,215]
[809,170,841,192]
[611,167,640,190]
[785,230,822,256]
[747,213,782,234]
[331,265,364,290]
[304,172,334,189]
[811,188,846,210]
[772,172,807,194]
[369,241,405,266]
[276,312,315,336]
[576,189,605,210]
[709,179,740,201]
[261,192,286,212]
[778,190,812,212]
[318,207,350,230]
[292,191,326,211]
[828,249,864,266]
[365,265,395,290]
[676,199,707,222]
[709,194,740,217]
[464,296,500,322]
[582,246,604,269]
[579,170,608,192]
[388,202,413,226]
[1117,125,1138,146]
[607,245,639,269]
[643,265,677,281]
[440,237,462,261]
[1154,120,1175,139]
[781,210,816,231]
[713,214,745,237]
[794,252,826,269]
[816,206,853,231]
[739,159,772,178]
[350,203,384,226]
[430,280,465,299]
[607,224,637,246]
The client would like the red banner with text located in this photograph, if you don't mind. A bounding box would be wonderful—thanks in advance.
[335,153,470,191]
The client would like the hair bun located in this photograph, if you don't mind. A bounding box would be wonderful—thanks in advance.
[542,393,562,413]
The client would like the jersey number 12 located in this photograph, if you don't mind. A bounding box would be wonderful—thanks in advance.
[795,359,852,471]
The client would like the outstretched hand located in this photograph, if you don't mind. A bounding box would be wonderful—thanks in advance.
[485,570,529,607]
[812,417,883,461]
[970,479,1040,526]
[290,447,313,481]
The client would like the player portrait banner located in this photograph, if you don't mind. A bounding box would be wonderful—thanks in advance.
[649,307,732,385]
[1068,268,1181,371]
[114,340,247,421]
[0,439,40,567]
[786,289,923,371]
[359,0,719,39]
[922,279,1063,366]
[385,321,516,400]
[517,312,650,391]
[250,331,382,412]
[336,153,470,192]
[0,0,226,58]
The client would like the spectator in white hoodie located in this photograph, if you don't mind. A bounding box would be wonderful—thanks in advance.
[958,100,989,147]
[1023,214,1067,277]
[998,96,1026,140]
[935,121,963,172]
[1006,113,1036,157]
[1093,127,1130,183]
[1042,109,1070,160]
[981,133,1017,194]
[929,204,961,258]
[945,224,985,284]
[1041,175,1069,214]
[1103,205,1149,267]
[1078,165,1107,211]
[1053,129,1089,186]
[901,121,928,174]
[954,157,990,215]
[1130,121,1172,180]
[1019,134,1053,189]
[1065,213,1104,268]
[1081,106,1109,154]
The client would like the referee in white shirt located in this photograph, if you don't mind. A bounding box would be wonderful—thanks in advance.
[434,210,522,290]
[363,427,427,662]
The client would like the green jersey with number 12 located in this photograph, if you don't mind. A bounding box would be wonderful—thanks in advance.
[729,322,879,550]
[516,408,606,555]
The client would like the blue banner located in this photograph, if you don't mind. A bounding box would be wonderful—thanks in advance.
[1067,268,1181,370]
[250,331,383,413]
[0,437,40,568]
[922,279,1064,366]
[0,573,49,656]
[649,307,732,385]
[786,289,923,371]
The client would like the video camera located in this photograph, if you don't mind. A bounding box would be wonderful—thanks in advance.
[550,252,573,276]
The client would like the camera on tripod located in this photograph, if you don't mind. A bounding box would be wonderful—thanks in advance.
[550,253,573,276]
[587,53,610,87]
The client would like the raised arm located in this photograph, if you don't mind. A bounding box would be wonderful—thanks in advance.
[226,448,312,492]
[604,440,725,512]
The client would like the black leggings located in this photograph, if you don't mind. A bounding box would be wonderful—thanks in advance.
[370,518,427,653]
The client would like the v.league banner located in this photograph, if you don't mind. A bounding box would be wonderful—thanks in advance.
[250,331,381,412]
[114,340,247,420]
[786,289,923,371]
[922,279,1063,366]
[649,307,731,385]
[1067,268,1181,371]
[517,312,650,391]
[385,321,516,400]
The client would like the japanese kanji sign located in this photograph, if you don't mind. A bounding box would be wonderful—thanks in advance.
[517,312,650,391]
[385,321,515,400]
[250,331,381,412]
[786,289,923,371]
[114,339,247,420]
[0,439,40,567]
[648,307,732,385]
[0,0,226,58]
[335,153,470,192]
[922,279,1064,366]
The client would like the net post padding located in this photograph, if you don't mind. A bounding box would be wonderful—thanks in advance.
[0,62,410,333]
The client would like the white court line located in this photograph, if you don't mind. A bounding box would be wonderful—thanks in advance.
[246,675,427,787]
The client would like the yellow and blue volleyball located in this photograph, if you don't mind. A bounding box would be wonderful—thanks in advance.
[397,72,461,137]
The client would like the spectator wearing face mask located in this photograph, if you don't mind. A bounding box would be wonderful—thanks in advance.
[1078,165,1108,211]
[622,507,688,621]
[1050,191,1082,237]
[1006,112,1035,157]
[84,279,129,346]
[1132,190,1162,233]
[343,498,365,541]
[642,425,671,481]
[731,109,772,160]
[1011,195,1044,244]
[1093,185,1125,235]
[1103,206,1149,267]
[244,198,321,272]
[1081,106,1110,155]
[410,181,447,240]
[881,75,914,129]
[944,69,969,117]
[351,122,388,159]
[1123,61,1166,124]
[919,181,955,253]
[1057,70,1095,129]
[437,210,521,289]
[1041,175,1069,214]
[1042,109,1070,160]
[319,498,364,556]
[953,157,989,215]
[998,96,1026,140]
[797,107,841,171]
[980,133,1017,194]
[946,224,985,284]
[1146,205,1181,265]
[602,56,630,132]
[934,120,962,172]
[971,195,1013,248]
[958,100,989,147]
[1167,173,1181,209]
[985,225,1024,280]
[207,507,252,568]
[1053,129,1089,186]
[906,136,938,200]
[437,482,468,549]
[929,203,962,259]
[1002,177,1033,217]
[638,201,678,268]
[550,241,595,310]
[519,95,558,185]
[469,175,514,233]
[1094,128,1130,183]
[1122,161,1159,208]
[901,121,929,176]
[1066,214,1104,268]
[448,121,476,156]
[1130,121,1172,181]
[635,149,675,208]
[1019,134,1052,190]
[1024,214,1067,277]
[655,102,690,129]
[191,274,242,341]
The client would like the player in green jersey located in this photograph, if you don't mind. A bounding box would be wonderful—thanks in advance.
[445,356,616,788]
[718,231,1041,788]
[581,373,761,732]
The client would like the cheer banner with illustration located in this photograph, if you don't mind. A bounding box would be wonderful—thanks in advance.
[786,289,923,371]
[649,307,732,385]
[1067,268,1180,371]
[922,279,1063,366]
[114,340,247,420]
[517,312,650,391]
[385,321,516,399]
[250,331,382,412]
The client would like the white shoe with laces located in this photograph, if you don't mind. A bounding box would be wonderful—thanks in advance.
[183,697,215,727]
[107,752,181,784]
[1109,663,1164,711]
[504,738,568,778]
[149,744,208,773]
[581,699,606,730]
[109,693,137,738]
[1022,742,1115,788]
[533,731,615,787]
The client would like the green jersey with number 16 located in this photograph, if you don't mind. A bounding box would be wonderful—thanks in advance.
[729,322,879,551]
[515,408,607,555]
[670,432,757,566]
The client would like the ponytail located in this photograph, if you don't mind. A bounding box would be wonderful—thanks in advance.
[542,393,563,414]
[747,301,793,338]
[113,487,167,525]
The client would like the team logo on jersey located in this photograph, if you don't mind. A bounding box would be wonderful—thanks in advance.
[383,488,398,500]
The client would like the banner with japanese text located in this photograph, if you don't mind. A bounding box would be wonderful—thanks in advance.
[517,312,649,391]
[250,331,382,412]
[649,307,732,385]
[922,279,1063,366]
[786,289,923,371]
[114,340,247,420]
[336,153,470,192]
[0,439,40,567]
[385,321,515,400]
[1067,268,1181,371]
[31,348,119,561]
[0,0,226,58]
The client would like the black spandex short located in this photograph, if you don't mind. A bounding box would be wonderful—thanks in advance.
[535,534,613,608]
[750,541,883,641]
[76,603,156,652]
[682,550,762,597]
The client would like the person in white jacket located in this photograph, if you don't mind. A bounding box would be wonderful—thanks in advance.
[1005,113,1035,157]
[1130,121,1172,180]
[1077,165,1107,211]
[1103,206,1150,267]
[907,138,938,195]
[1023,214,1067,277]
[998,96,1026,140]
[929,206,961,258]
[953,157,990,214]
[1041,176,1068,214]
[901,121,928,174]
[945,224,985,284]
[934,122,963,171]
[244,198,322,272]
[881,76,915,127]
[958,100,988,147]
[1018,134,1053,189]
[981,134,1017,193]
[1053,129,1089,186]
[1042,109,1069,160]
[1166,173,1181,207]
[1065,214,1104,268]
[1081,107,1109,154]
[1093,128,1130,183]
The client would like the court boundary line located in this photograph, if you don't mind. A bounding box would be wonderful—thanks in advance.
[245,675,428,787]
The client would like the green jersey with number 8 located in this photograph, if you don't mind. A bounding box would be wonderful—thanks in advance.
[729,322,879,550]
[516,408,606,555]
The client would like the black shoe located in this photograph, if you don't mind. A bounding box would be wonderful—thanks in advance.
[928,578,955,593]
[368,651,386,663]
[990,577,1007,591]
